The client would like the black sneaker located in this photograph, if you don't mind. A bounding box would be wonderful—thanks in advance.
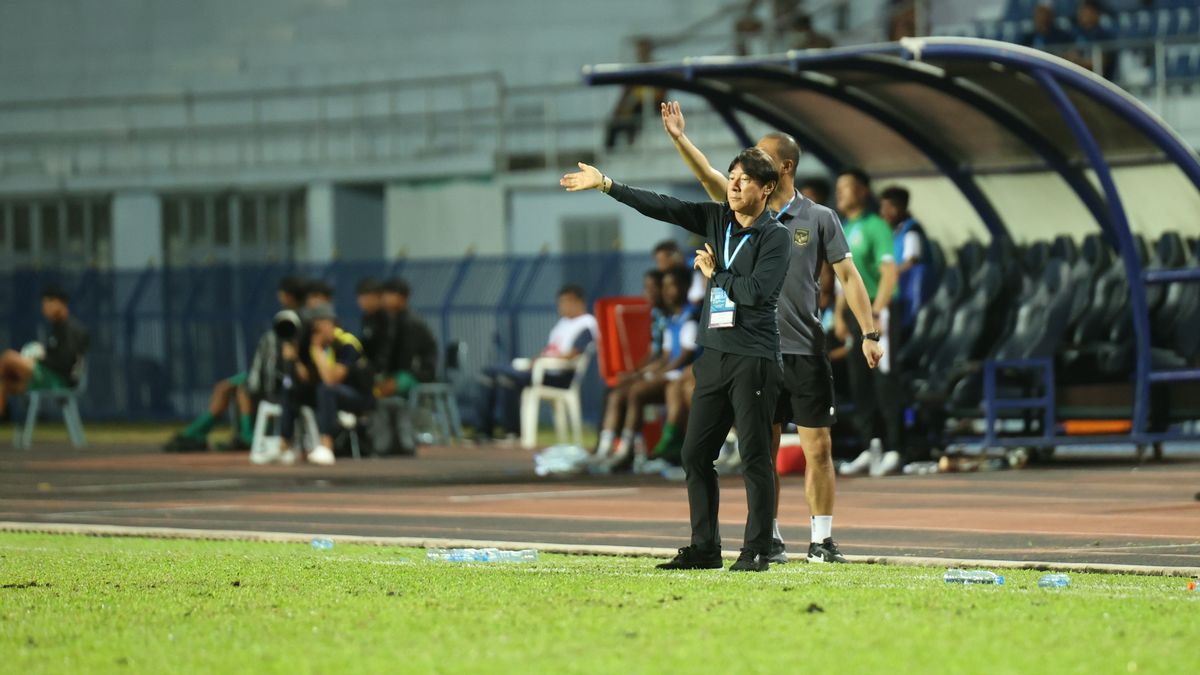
[729,548,769,572]
[216,436,252,452]
[768,538,789,564]
[163,434,209,453]
[655,546,723,570]
[807,537,848,563]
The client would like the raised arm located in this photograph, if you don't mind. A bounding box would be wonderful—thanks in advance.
[561,162,712,236]
[661,101,728,202]
[833,258,883,369]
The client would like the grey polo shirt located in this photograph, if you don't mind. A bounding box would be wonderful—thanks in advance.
[774,191,851,356]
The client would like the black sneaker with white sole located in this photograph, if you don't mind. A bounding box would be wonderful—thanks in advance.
[807,537,848,563]
[656,546,723,570]
[767,538,788,564]
[729,548,769,572]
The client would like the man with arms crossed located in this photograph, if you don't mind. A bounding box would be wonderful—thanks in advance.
[660,101,883,564]
[562,147,790,572]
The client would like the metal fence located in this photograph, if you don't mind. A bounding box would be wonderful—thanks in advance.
[1,252,660,427]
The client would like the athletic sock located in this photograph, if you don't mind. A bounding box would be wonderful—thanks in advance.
[811,515,833,543]
[238,414,254,443]
[182,413,216,440]
[651,424,677,457]
[619,429,636,456]
[597,429,615,455]
[772,519,783,542]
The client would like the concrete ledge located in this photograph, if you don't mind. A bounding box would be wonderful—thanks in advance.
[3,521,1198,577]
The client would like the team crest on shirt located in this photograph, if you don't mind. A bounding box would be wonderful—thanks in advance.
[793,228,810,247]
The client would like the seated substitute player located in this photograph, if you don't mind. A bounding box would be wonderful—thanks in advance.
[562,147,791,572]
[164,275,305,452]
[0,286,90,423]
[659,100,882,564]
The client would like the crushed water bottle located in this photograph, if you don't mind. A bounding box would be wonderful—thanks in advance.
[426,547,538,563]
[310,537,334,550]
[944,569,1005,585]
[1038,573,1071,588]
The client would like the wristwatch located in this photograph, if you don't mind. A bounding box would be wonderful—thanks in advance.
[863,331,882,342]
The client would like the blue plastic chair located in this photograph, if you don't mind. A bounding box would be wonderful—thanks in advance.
[13,360,88,449]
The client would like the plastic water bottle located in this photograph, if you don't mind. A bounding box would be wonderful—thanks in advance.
[1187,579,1196,591]
[1038,573,1071,588]
[310,537,334,550]
[944,569,1005,585]
[426,547,538,563]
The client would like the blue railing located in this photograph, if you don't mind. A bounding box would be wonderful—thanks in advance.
[1,252,660,426]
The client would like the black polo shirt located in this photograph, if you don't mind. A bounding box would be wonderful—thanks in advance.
[608,182,791,360]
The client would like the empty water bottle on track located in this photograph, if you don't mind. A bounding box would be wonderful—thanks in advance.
[1038,573,1071,588]
[944,569,1004,585]
[311,537,335,550]
[426,547,538,563]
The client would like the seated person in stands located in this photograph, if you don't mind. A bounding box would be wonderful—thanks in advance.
[621,266,699,471]
[370,278,438,456]
[1066,0,1116,79]
[164,276,305,452]
[260,303,375,466]
[474,284,597,442]
[1021,3,1072,51]
[880,186,933,339]
[594,269,665,464]
[0,286,89,423]
[356,278,388,371]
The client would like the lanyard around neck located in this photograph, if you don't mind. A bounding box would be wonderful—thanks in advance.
[724,223,751,269]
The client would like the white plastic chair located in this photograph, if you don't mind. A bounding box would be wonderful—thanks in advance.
[13,359,87,449]
[519,344,594,450]
[250,401,320,461]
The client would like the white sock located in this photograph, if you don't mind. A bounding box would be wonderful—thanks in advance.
[597,430,615,455]
[772,518,783,541]
[811,515,832,543]
[619,429,636,455]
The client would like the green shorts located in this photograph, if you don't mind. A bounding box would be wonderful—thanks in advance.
[30,363,68,391]
[226,372,248,387]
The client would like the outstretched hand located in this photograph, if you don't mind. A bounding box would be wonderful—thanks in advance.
[560,162,604,192]
[661,100,685,139]
[694,242,716,279]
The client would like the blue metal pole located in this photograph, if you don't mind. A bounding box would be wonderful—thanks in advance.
[1033,69,1153,435]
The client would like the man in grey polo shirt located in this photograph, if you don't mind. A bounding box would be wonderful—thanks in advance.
[660,101,882,564]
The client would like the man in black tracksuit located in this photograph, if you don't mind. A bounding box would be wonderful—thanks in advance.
[562,148,791,571]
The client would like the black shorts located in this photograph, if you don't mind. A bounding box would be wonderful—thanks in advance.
[773,353,837,428]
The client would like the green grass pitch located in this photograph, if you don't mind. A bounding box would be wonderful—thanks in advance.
[1,533,1196,674]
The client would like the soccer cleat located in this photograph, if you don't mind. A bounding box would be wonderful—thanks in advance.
[838,449,872,476]
[870,450,902,477]
[308,445,336,466]
[767,538,789,564]
[729,548,770,572]
[655,546,724,570]
[163,434,208,453]
[807,537,848,564]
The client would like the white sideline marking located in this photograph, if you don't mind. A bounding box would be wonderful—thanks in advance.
[0,521,1197,577]
[50,479,251,494]
[449,488,640,503]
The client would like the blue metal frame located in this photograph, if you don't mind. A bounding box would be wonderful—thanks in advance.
[982,357,1056,448]
[584,38,1200,449]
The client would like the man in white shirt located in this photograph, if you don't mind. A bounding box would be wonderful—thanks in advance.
[474,285,598,441]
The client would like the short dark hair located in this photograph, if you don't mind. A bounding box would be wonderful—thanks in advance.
[381,277,411,297]
[644,268,665,284]
[278,275,307,300]
[306,279,334,299]
[355,277,382,295]
[759,132,801,175]
[663,265,692,297]
[799,177,831,204]
[1080,0,1104,13]
[653,239,681,256]
[558,284,585,301]
[41,285,69,303]
[838,167,872,190]
[879,186,910,211]
[728,147,780,189]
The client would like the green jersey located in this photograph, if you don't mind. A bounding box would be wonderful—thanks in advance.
[844,212,895,301]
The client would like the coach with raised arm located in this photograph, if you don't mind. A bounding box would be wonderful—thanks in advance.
[562,148,791,572]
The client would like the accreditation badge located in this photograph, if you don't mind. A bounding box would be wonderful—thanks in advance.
[709,287,736,329]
